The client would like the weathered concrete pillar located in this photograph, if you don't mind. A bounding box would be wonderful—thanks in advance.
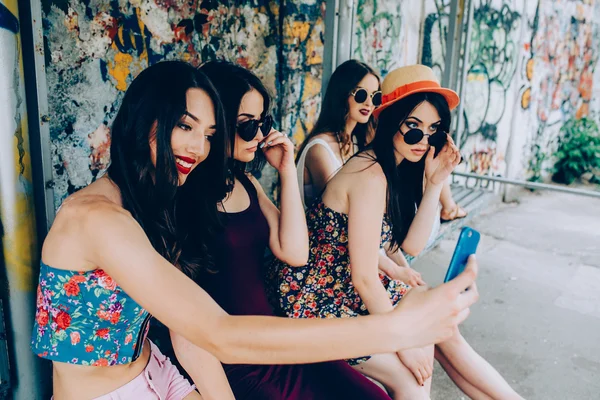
[0,0,48,398]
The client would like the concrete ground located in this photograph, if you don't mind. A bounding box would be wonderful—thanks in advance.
[412,189,600,400]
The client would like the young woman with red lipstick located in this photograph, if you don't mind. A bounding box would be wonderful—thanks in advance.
[32,60,481,399]
[296,59,381,208]
[272,65,521,400]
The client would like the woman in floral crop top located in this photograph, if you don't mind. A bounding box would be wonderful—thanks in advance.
[33,61,479,398]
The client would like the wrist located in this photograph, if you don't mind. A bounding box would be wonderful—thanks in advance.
[424,180,444,191]
[278,165,297,177]
[383,312,412,352]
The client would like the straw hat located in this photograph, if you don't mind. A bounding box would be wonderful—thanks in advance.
[373,64,460,118]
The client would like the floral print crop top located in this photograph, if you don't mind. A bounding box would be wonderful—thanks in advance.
[31,262,151,366]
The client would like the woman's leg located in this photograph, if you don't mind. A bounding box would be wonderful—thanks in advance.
[436,329,523,399]
[439,181,467,221]
[435,347,493,400]
[352,352,431,400]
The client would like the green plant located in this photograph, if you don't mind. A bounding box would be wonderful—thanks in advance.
[528,143,546,183]
[552,117,600,185]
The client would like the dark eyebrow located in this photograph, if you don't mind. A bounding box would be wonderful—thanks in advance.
[406,116,422,123]
[238,113,257,119]
[184,111,199,122]
[431,120,442,125]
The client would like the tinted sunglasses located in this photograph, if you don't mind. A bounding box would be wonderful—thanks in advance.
[237,115,273,142]
[400,128,448,148]
[351,88,383,107]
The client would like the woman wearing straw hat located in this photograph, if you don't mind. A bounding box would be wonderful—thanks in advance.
[271,65,522,399]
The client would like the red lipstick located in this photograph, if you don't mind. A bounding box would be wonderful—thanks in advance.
[174,155,195,175]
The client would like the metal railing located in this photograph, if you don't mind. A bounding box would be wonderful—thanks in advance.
[453,172,600,199]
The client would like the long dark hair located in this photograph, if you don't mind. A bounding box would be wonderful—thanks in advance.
[370,92,451,252]
[107,60,228,278]
[297,59,380,160]
[200,60,271,184]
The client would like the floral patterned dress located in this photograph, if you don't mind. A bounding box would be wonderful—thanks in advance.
[269,201,410,365]
[31,262,150,366]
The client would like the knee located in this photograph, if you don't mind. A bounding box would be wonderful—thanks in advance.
[390,386,429,400]
[437,328,464,350]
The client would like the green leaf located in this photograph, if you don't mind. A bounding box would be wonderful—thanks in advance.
[55,330,67,341]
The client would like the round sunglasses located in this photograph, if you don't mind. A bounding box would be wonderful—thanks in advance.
[237,115,273,142]
[350,88,383,107]
[400,128,448,147]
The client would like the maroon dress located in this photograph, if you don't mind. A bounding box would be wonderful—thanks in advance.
[196,172,391,399]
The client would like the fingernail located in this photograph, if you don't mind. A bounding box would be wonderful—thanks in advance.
[259,143,266,149]
[268,141,273,145]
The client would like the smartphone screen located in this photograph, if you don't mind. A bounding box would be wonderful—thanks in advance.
[444,227,480,283]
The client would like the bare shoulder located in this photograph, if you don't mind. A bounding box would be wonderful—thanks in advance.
[305,141,336,164]
[245,173,266,195]
[309,132,337,144]
[42,181,134,266]
[340,151,386,185]
[57,178,129,224]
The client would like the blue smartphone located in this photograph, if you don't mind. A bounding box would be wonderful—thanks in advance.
[443,227,480,283]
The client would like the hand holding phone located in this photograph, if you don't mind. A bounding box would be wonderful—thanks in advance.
[444,227,480,283]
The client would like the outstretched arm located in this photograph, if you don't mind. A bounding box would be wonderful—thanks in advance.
[50,196,478,366]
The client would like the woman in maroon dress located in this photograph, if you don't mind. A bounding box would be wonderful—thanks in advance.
[190,60,393,399]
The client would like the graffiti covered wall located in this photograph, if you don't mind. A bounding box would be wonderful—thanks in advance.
[460,0,522,176]
[421,0,452,80]
[42,0,324,209]
[351,0,425,78]
[520,0,600,181]
[420,0,600,182]
[35,0,600,213]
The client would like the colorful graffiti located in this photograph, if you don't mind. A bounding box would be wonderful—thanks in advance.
[464,0,521,139]
[279,1,324,144]
[460,0,521,175]
[521,0,600,180]
[421,0,452,80]
[421,0,520,176]
[42,0,323,208]
[352,0,403,77]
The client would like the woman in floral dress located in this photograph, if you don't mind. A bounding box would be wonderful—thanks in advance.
[272,65,522,400]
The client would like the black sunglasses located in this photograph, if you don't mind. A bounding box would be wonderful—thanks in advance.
[237,115,273,142]
[351,88,383,107]
[400,128,448,148]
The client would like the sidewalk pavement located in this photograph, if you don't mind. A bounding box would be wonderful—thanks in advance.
[412,189,600,400]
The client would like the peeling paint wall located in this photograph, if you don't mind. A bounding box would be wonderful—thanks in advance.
[38,0,600,211]
[41,0,324,209]
[262,0,324,197]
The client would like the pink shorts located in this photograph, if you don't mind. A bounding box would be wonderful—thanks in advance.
[93,340,195,399]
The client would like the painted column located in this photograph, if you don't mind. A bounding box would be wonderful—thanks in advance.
[0,0,47,398]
